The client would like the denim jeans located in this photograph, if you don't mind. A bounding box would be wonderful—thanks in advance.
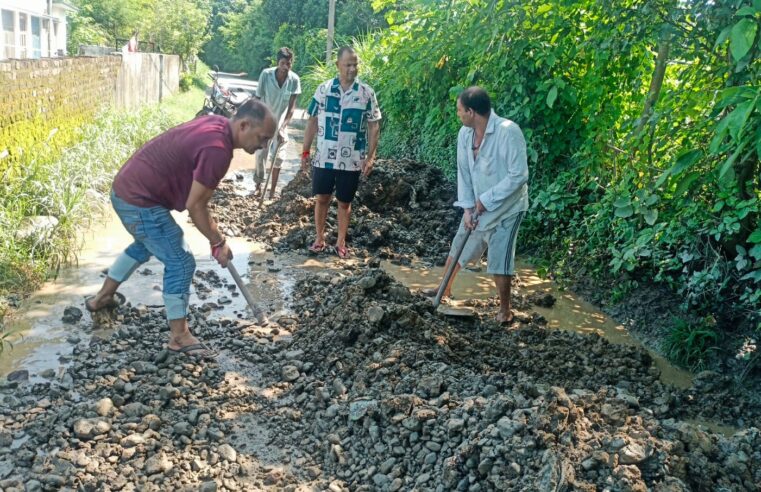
[108,191,195,320]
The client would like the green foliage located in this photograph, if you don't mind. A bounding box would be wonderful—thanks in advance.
[201,0,388,78]
[365,0,760,321]
[662,317,720,370]
[69,0,212,66]
[0,108,173,295]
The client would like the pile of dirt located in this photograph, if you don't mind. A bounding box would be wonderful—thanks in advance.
[253,268,761,491]
[212,160,461,264]
[2,268,760,491]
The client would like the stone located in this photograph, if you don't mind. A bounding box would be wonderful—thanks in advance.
[73,418,111,440]
[95,398,114,417]
[349,399,378,421]
[367,306,384,323]
[217,444,237,462]
[282,365,300,382]
[173,422,193,437]
[6,370,28,383]
[199,481,218,492]
[619,443,648,465]
[144,452,173,475]
[62,306,83,324]
[447,418,465,433]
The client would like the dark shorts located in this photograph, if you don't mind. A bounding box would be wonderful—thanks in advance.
[312,166,361,203]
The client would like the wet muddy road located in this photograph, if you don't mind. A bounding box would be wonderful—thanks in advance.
[1,117,759,491]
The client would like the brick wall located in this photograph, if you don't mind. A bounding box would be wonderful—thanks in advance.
[0,53,180,134]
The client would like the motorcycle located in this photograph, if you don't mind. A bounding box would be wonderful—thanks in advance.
[196,65,257,118]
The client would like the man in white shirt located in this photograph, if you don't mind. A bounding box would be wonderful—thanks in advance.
[428,86,529,324]
[254,47,301,198]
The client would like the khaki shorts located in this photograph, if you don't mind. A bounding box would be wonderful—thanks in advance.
[448,211,525,276]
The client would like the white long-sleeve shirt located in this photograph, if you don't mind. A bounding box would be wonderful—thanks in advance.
[453,110,529,231]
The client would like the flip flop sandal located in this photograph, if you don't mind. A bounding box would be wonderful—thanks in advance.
[308,242,327,253]
[167,342,217,358]
[84,292,126,312]
[335,246,350,259]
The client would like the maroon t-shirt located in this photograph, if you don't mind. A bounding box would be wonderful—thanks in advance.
[112,115,233,211]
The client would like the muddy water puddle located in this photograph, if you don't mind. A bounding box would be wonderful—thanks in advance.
[382,259,695,390]
[0,208,288,384]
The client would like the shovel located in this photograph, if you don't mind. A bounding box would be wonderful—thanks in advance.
[226,262,268,325]
[433,212,479,317]
[258,138,284,207]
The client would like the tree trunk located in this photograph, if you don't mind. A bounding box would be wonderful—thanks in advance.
[635,27,671,136]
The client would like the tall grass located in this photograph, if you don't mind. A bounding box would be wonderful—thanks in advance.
[0,107,174,295]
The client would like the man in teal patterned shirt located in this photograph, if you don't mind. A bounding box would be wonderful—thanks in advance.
[300,46,381,259]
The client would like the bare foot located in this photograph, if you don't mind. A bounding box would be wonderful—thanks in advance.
[496,311,514,325]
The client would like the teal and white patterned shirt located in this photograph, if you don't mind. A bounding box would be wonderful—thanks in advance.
[306,78,381,171]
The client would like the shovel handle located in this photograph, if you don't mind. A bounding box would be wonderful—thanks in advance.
[227,262,267,324]
[433,211,479,309]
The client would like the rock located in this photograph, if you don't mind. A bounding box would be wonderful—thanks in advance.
[24,479,42,492]
[357,276,377,290]
[349,399,378,421]
[217,444,237,462]
[6,370,28,383]
[95,398,114,417]
[367,306,384,323]
[121,433,147,448]
[199,481,218,492]
[72,418,111,440]
[173,422,193,437]
[281,365,300,382]
[447,418,465,433]
[131,361,158,374]
[123,402,151,417]
[144,452,173,475]
[39,368,56,379]
[619,443,648,465]
[62,306,83,324]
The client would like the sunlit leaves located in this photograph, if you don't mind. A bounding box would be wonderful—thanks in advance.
[730,18,758,62]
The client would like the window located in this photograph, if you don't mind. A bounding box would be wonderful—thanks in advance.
[1,10,13,59]
[18,13,27,58]
[31,16,41,58]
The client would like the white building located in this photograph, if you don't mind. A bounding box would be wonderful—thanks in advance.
[0,0,76,60]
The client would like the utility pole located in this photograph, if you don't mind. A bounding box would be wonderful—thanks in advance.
[326,0,335,65]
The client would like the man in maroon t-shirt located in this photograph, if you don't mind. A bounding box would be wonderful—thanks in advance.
[86,99,276,357]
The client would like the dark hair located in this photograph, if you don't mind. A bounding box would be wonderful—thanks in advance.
[233,99,270,123]
[458,86,491,117]
[276,47,294,62]
[337,46,356,61]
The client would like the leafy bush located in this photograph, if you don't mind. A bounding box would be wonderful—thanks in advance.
[179,73,194,92]
[364,0,760,324]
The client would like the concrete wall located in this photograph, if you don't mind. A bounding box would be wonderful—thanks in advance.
[0,53,180,132]
[116,53,180,110]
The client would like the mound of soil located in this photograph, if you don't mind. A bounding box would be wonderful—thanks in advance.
[2,268,760,491]
[212,159,461,264]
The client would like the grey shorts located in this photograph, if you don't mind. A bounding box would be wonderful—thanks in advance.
[254,138,287,181]
[448,211,525,276]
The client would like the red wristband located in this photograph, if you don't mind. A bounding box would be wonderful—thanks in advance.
[211,238,226,258]
[302,151,310,158]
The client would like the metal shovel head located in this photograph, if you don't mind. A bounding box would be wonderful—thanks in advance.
[435,300,477,318]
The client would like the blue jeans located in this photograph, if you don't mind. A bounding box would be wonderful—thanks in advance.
[108,191,195,320]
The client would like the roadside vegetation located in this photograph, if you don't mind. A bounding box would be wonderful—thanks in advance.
[328,0,760,370]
